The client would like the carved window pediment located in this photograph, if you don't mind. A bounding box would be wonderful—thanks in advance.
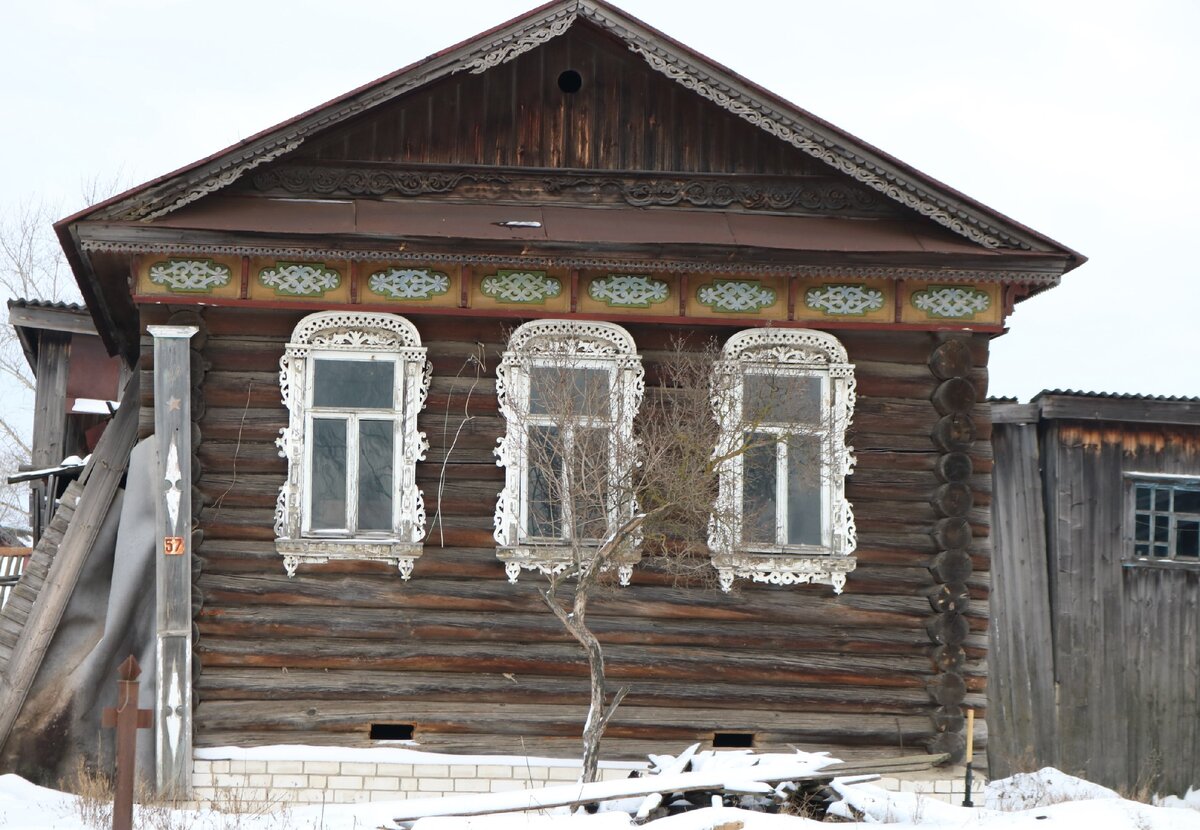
[275,311,430,578]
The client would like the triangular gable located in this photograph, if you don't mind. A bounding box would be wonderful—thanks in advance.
[65,0,1081,260]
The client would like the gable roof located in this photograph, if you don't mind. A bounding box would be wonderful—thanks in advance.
[58,0,1083,261]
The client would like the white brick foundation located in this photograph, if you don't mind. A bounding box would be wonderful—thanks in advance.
[190,750,640,808]
[191,747,986,810]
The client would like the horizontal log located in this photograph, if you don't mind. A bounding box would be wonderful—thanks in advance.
[195,572,941,628]
[196,605,935,656]
[193,699,936,744]
[195,637,941,688]
[932,377,977,416]
[928,339,973,381]
[195,668,986,713]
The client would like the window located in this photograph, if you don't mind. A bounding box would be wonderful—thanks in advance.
[275,311,430,578]
[1130,478,1200,562]
[494,320,644,585]
[709,329,857,593]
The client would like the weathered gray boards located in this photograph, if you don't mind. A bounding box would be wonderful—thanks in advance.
[989,393,1200,795]
[150,325,198,794]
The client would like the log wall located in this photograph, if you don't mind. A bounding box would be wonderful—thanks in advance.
[140,305,993,762]
[990,416,1200,794]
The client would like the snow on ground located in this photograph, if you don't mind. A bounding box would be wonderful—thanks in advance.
[2,767,1199,830]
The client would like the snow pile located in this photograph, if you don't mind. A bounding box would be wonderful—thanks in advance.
[985,767,1121,811]
[1157,788,1200,812]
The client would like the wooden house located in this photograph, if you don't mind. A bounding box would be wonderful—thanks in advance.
[990,391,1200,796]
[0,0,1083,800]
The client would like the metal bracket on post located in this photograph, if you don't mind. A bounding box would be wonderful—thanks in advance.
[149,324,198,797]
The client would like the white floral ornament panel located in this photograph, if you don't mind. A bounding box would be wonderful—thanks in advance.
[804,284,885,317]
[367,268,451,301]
[148,258,233,293]
[696,279,776,313]
[588,274,670,308]
[480,270,562,304]
[911,285,991,319]
[259,262,342,297]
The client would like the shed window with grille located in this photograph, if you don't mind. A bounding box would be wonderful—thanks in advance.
[1131,479,1200,561]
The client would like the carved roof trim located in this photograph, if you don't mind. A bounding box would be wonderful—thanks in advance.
[81,237,1064,286]
[60,0,1082,267]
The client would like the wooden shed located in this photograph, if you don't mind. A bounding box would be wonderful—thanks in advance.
[990,391,1200,796]
[2,0,1083,799]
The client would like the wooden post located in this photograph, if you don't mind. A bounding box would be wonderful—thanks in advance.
[30,331,71,544]
[962,708,975,807]
[101,655,153,830]
[149,325,197,796]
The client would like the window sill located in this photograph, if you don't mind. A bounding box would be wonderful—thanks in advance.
[496,543,641,585]
[277,538,423,579]
[1122,558,1200,572]
[712,551,856,594]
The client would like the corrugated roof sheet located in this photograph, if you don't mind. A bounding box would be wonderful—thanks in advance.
[1033,389,1200,404]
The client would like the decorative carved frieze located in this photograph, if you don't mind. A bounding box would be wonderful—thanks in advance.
[367,267,451,300]
[258,262,342,297]
[544,175,890,214]
[587,274,670,308]
[804,284,886,317]
[246,164,893,217]
[696,279,776,313]
[480,270,562,304]
[249,166,512,198]
[912,286,992,319]
[148,259,233,293]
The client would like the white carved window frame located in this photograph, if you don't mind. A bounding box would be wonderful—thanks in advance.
[275,311,431,579]
[494,320,645,585]
[709,328,857,593]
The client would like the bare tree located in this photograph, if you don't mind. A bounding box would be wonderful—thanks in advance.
[496,333,826,783]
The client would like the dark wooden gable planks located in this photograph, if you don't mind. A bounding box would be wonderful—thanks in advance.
[295,22,827,176]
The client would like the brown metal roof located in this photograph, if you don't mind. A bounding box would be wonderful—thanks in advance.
[146,196,994,257]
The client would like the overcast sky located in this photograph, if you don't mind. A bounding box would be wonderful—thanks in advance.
[4,0,1197,401]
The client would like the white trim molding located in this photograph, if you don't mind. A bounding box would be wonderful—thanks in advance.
[275,311,431,577]
[494,320,645,584]
[708,329,857,593]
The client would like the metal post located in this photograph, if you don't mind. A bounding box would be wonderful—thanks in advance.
[101,655,153,830]
[149,325,198,796]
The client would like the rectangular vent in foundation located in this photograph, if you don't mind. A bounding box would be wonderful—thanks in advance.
[712,732,755,748]
[370,723,415,741]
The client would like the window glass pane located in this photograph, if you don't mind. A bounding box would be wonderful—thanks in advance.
[529,366,610,417]
[1134,543,1149,557]
[1135,485,1152,511]
[742,433,777,544]
[313,359,395,409]
[1154,544,1170,558]
[743,373,822,425]
[1174,489,1200,514]
[311,418,347,530]
[572,427,610,540]
[1155,515,1170,542]
[527,425,562,538]
[1177,520,1199,558]
[1134,514,1151,542]
[357,420,394,532]
[786,434,823,546]
[1154,488,1171,511]
[1171,522,1200,561]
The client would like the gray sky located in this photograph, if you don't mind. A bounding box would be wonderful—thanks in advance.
[4,0,1198,401]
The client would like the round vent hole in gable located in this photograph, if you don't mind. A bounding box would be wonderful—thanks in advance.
[557,69,583,94]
